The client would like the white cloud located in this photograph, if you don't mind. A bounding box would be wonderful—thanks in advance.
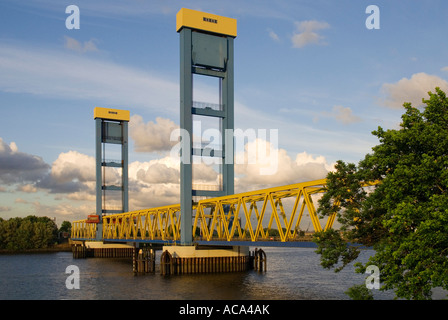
[267,28,280,42]
[315,106,362,125]
[381,72,448,109]
[0,206,12,212]
[18,184,37,193]
[332,106,361,124]
[130,115,179,153]
[291,20,330,48]
[235,139,333,192]
[128,157,181,208]
[0,136,334,215]
[50,151,95,183]
[37,151,100,194]
[129,183,180,209]
[32,201,94,220]
[137,163,179,184]
[64,36,99,53]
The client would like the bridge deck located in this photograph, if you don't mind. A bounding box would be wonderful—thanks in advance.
[71,237,319,248]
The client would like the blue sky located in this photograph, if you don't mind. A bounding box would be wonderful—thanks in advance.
[1,0,448,225]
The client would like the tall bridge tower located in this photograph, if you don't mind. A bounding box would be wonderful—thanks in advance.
[177,8,237,245]
[94,107,130,238]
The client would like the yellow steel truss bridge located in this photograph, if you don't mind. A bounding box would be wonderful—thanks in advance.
[72,179,341,246]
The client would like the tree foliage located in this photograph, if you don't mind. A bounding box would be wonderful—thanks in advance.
[0,215,58,250]
[314,88,448,300]
[59,220,72,233]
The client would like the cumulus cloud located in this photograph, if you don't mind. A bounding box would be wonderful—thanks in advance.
[18,184,37,193]
[130,115,179,153]
[129,183,180,209]
[0,136,333,216]
[128,157,180,208]
[32,201,94,221]
[134,158,180,184]
[0,138,49,185]
[235,139,333,192]
[381,72,448,109]
[37,151,100,194]
[332,106,361,124]
[291,20,330,48]
[128,155,219,208]
[50,151,95,183]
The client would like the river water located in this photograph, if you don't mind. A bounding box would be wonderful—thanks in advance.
[0,247,405,300]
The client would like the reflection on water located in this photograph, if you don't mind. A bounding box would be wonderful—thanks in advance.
[0,247,413,300]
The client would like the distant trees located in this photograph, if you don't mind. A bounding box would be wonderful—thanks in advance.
[59,220,72,234]
[0,215,59,251]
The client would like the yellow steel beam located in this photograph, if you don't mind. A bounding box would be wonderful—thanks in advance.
[176,8,237,37]
[94,107,130,122]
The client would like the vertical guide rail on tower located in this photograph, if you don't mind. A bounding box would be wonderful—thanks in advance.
[179,26,194,245]
[177,8,237,245]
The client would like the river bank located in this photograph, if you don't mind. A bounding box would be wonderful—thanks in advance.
[0,242,72,254]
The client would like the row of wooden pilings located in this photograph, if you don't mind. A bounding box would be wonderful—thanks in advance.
[160,248,267,275]
[72,243,134,259]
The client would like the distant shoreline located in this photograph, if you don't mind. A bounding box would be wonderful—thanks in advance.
[0,243,72,254]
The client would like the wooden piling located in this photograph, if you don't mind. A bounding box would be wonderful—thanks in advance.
[253,248,267,272]
[72,243,86,259]
[133,248,155,274]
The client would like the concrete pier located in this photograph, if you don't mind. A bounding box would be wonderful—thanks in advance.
[160,245,254,275]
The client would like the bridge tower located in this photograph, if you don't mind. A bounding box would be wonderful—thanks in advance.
[94,107,130,239]
[177,8,237,245]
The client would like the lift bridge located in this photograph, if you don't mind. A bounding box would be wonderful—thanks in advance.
[72,178,332,246]
[70,9,374,274]
[71,178,337,274]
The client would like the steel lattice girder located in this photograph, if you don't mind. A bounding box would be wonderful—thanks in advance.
[72,179,335,243]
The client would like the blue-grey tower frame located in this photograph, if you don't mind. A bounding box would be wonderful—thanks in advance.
[177,8,237,245]
[94,107,130,238]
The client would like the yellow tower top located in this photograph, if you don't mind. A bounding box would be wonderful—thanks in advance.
[176,8,237,37]
[94,107,130,122]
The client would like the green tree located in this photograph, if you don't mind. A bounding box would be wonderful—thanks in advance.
[314,88,448,300]
[59,221,72,233]
[0,215,58,250]
[344,284,374,300]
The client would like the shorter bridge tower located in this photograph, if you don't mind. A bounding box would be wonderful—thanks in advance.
[94,107,130,239]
